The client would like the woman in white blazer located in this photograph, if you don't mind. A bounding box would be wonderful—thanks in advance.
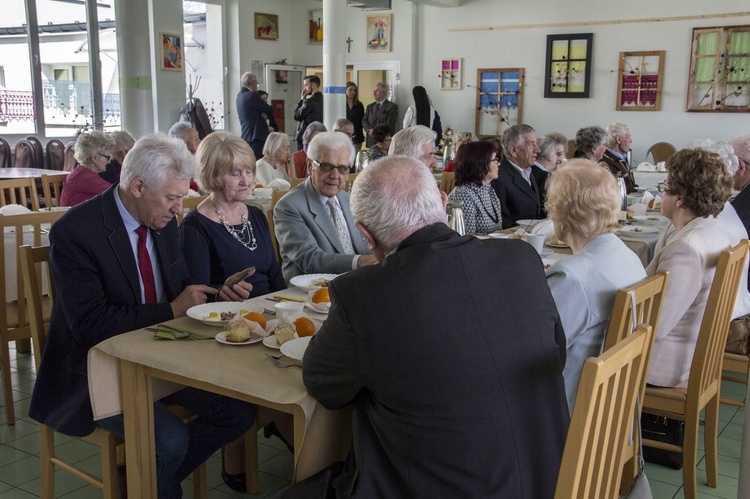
[545,159,647,412]
[646,148,733,388]
[402,85,442,146]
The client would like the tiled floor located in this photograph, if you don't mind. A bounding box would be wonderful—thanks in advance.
[0,342,745,498]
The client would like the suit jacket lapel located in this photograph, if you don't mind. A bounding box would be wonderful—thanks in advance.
[152,227,179,301]
[101,188,141,304]
[506,161,539,202]
[306,181,345,252]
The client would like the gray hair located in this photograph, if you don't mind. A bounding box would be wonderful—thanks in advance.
[241,72,258,87]
[167,121,196,142]
[120,134,199,190]
[605,123,630,147]
[537,136,556,162]
[307,131,356,165]
[333,118,353,131]
[74,131,116,165]
[351,155,446,249]
[388,125,436,157]
[501,124,536,153]
[302,121,328,146]
[262,132,289,159]
[545,132,568,147]
[375,82,389,94]
[111,130,136,149]
[575,126,607,155]
[729,134,750,164]
[689,139,740,175]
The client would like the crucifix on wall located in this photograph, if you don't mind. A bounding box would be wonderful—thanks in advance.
[346,37,353,53]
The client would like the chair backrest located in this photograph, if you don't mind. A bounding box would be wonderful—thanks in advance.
[439,171,455,194]
[63,142,77,171]
[46,139,66,171]
[26,136,45,168]
[41,173,68,209]
[555,324,652,499]
[567,139,577,159]
[177,195,207,223]
[267,209,282,264]
[19,244,51,371]
[13,139,35,169]
[645,142,676,164]
[604,270,668,401]
[290,177,306,189]
[0,178,41,211]
[0,137,10,168]
[344,173,358,193]
[689,239,749,399]
[270,189,289,212]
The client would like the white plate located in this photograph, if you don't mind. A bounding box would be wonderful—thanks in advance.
[215,329,266,346]
[633,215,669,223]
[262,333,283,349]
[515,219,540,228]
[187,302,260,327]
[617,225,660,237]
[540,249,553,257]
[305,301,330,314]
[280,336,313,361]
[487,233,509,239]
[289,273,339,292]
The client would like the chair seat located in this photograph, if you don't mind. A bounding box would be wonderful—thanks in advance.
[5,296,52,330]
[645,385,688,402]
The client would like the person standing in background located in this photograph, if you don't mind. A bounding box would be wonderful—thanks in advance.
[362,82,398,148]
[236,72,274,160]
[294,75,323,150]
[257,90,279,133]
[402,85,442,148]
[346,82,365,150]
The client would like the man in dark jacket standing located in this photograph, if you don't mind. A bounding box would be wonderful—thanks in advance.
[236,72,274,160]
[294,75,323,150]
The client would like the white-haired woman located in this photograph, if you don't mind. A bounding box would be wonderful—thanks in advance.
[61,131,116,207]
[255,132,291,186]
[545,159,646,412]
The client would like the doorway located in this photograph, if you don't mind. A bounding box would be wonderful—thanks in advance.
[264,64,306,143]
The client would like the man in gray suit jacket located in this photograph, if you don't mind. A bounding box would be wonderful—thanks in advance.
[362,82,399,148]
[274,132,377,282]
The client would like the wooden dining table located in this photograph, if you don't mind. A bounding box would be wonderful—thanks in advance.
[0,167,67,180]
[87,288,351,498]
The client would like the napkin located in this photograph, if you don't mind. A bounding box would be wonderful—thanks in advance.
[186,189,201,197]
[627,203,648,217]
[530,219,555,240]
[267,178,291,191]
[656,161,667,172]
[636,162,656,172]
[0,204,32,215]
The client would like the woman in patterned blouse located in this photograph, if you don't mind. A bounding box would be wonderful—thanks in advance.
[448,141,503,234]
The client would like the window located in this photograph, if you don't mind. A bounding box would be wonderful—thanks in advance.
[687,25,750,112]
[0,67,6,88]
[616,51,665,111]
[544,33,593,98]
[475,68,524,137]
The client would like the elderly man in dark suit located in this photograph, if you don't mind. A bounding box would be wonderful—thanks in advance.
[295,155,569,498]
[491,124,543,228]
[274,131,377,282]
[362,82,399,148]
[600,122,638,193]
[29,134,256,498]
[237,71,274,160]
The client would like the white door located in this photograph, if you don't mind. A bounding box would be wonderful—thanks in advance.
[264,64,305,142]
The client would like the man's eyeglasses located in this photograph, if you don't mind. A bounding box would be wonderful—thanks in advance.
[311,159,350,175]
[657,181,671,193]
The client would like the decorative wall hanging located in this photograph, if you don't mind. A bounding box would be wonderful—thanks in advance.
[616,51,665,111]
[308,9,323,44]
[366,14,392,53]
[473,68,524,137]
[687,25,750,112]
[254,13,279,41]
[440,59,462,90]
[160,33,183,71]
[544,33,593,98]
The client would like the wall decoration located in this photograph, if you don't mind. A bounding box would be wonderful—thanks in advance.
[615,51,665,111]
[160,33,183,71]
[544,33,593,98]
[254,13,279,41]
[687,25,750,112]
[366,14,392,53]
[440,59,462,90]
[473,68,525,137]
[308,9,323,44]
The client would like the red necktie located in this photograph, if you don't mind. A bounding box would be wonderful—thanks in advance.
[135,225,157,304]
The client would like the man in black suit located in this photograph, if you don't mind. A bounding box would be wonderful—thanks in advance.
[362,82,399,148]
[730,134,750,291]
[600,122,638,193]
[29,134,256,498]
[294,75,324,150]
[236,72,274,160]
[491,124,543,228]
[300,155,569,497]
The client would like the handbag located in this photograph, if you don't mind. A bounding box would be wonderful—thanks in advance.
[641,414,684,469]
[726,314,750,355]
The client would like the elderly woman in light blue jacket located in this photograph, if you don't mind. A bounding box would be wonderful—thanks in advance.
[545,159,647,413]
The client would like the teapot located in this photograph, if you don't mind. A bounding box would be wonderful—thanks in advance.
[446,199,466,236]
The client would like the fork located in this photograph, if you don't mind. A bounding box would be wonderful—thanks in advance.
[266,354,301,368]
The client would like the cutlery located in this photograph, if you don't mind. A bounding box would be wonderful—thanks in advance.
[266,354,301,368]
[148,324,211,340]
[263,307,276,316]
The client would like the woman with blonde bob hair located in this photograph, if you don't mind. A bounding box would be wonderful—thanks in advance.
[545,159,646,412]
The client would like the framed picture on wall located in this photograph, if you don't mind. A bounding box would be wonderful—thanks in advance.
[160,33,183,71]
[366,14,392,53]
[616,50,665,111]
[308,9,323,44]
[544,33,593,98]
[254,13,279,41]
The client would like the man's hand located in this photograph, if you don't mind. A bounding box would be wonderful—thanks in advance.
[217,267,255,302]
[356,254,379,268]
[171,285,217,318]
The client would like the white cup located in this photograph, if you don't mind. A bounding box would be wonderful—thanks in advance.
[525,234,545,254]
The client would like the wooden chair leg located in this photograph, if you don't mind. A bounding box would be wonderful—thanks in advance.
[39,425,56,499]
[245,423,260,494]
[192,462,207,499]
[683,409,701,499]
[704,395,720,488]
[100,432,119,499]
[0,339,16,425]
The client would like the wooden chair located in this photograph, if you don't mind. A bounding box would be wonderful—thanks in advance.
[566,139,577,159]
[46,139,65,171]
[26,136,45,169]
[0,137,10,168]
[602,270,669,494]
[20,244,210,498]
[555,324,652,499]
[290,177,305,189]
[343,173,358,193]
[63,142,77,171]
[176,195,207,224]
[0,178,41,211]
[642,239,749,499]
[645,142,676,164]
[721,352,748,407]
[0,211,64,425]
[13,139,36,169]
[439,171,455,195]
[270,189,289,212]
[41,173,67,209]
[267,209,282,264]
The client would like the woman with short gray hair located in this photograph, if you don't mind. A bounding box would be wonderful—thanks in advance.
[256,132,290,185]
[61,131,116,206]
[573,126,607,162]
